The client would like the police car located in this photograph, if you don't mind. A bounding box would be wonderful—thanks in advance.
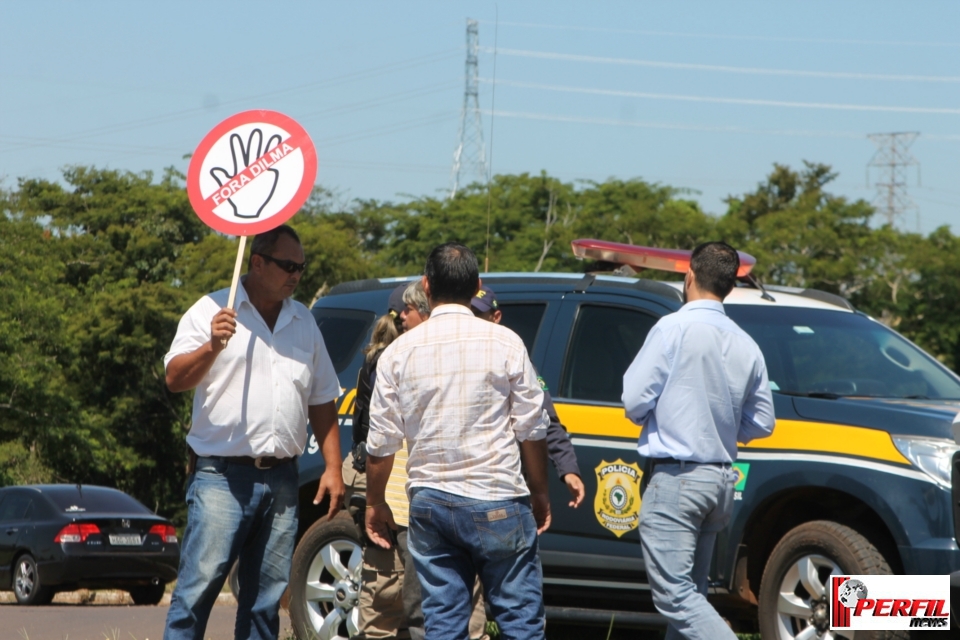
[286,240,960,640]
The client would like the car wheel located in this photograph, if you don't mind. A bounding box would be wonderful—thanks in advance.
[13,554,54,605]
[758,520,907,640]
[129,583,166,605]
[289,513,363,640]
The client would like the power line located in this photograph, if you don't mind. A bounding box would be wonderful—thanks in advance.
[321,159,449,175]
[914,195,960,209]
[867,132,921,229]
[318,112,457,148]
[0,134,186,155]
[0,87,462,158]
[480,109,960,142]
[450,19,487,198]
[480,78,960,115]
[0,49,462,155]
[296,81,460,121]
[476,20,960,48]
[482,109,863,138]
[481,47,960,83]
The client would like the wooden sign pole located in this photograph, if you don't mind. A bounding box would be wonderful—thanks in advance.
[226,236,248,309]
[222,236,248,346]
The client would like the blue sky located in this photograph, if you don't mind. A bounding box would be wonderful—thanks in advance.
[2,1,959,233]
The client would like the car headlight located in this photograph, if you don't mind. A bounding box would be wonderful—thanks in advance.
[892,436,960,490]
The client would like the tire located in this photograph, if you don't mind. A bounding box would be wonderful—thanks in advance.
[129,583,166,605]
[13,554,55,605]
[289,513,364,640]
[758,520,907,640]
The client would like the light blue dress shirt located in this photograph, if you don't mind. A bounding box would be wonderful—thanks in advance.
[622,300,776,463]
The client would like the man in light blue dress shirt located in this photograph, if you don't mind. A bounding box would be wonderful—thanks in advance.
[622,242,776,640]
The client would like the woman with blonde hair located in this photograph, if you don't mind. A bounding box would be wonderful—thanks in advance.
[349,284,406,476]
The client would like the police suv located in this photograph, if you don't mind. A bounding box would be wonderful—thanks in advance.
[285,240,960,640]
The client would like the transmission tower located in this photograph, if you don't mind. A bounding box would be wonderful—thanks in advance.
[867,132,921,229]
[449,18,487,199]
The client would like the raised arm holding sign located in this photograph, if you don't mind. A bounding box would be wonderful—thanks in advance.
[165,112,336,640]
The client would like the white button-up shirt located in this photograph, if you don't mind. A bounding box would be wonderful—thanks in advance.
[367,304,548,500]
[164,281,341,458]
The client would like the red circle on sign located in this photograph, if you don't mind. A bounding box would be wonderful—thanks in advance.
[186,110,318,236]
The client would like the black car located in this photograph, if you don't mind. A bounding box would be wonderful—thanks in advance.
[0,484,180,605]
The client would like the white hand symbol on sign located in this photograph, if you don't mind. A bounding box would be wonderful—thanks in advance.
[209,129,281,219]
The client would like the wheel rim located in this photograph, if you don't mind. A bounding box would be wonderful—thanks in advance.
[302,537,362,640]
[775,554,856,640]
[15,559,35,599]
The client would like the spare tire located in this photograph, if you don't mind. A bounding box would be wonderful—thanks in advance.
[289,513,363,640]
[758,520,907,640]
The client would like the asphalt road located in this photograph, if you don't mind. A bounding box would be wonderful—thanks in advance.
[0,603,294,640]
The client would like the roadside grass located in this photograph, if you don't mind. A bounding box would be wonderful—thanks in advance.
[18,629,161,640]
[0,580,232,606]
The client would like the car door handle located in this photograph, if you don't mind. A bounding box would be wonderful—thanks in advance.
[5,528,18,535]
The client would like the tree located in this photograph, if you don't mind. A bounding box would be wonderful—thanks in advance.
[0,210,69,486]
[875,227,960,370]
[4,161,960,521]
[0,168,377,519]
[346,172,713,276]
[718,162,876,297]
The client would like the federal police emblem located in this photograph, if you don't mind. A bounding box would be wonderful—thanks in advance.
[594,459,642,538]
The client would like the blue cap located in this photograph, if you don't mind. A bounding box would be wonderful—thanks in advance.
[388,284,407,318]
[470,285,498,313]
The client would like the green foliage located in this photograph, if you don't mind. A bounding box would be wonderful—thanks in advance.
[2,161,960,522]
[0,171,378,521]
[0,441,54,486]
[346,171,715,276]
[719,162,876,294]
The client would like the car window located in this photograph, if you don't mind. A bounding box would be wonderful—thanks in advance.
[45,488,153,514]
[498,303,547,356]
[726,306,960,399]
[560,305,658,404]
[311,308,376,374]
[0,494,33,521]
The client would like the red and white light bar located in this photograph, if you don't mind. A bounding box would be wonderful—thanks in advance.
[570,239,756,278]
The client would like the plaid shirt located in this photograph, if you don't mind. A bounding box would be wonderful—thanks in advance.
[367,304,548,500]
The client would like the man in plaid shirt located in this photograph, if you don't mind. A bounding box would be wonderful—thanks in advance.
[365,242,551,640]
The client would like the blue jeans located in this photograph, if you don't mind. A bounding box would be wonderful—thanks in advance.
[407,488,545,640]
[639,463,738,640]
[164,456,298,640]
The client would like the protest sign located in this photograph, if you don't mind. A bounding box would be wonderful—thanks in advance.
[186,110,317,312]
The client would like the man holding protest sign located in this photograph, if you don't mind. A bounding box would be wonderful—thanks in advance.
[163,224,344,640]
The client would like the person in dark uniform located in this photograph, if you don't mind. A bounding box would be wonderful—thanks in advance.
[471,285,584,506]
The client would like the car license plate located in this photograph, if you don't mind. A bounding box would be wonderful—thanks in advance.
[109,534,141,546]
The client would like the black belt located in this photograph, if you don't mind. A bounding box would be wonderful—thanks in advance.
[205,455,293,470]
[650,457,730,468]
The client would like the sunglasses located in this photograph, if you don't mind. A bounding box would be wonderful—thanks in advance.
[255,253,307,274]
